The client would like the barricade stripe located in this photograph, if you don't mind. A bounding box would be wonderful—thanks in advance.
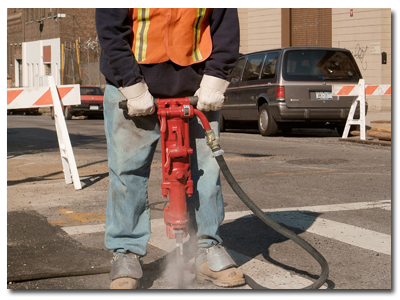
[333,84,391,96]
[57,87,74,99]
[7,84,80,109]
[32,89,53,106]
[365,85,378,95]
[7,90,23,105]
[337,86,356,95]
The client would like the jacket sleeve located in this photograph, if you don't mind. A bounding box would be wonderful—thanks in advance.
[205,8,240,81]
[95,8,142,88]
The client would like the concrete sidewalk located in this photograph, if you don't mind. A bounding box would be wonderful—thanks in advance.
[366,110,391,126]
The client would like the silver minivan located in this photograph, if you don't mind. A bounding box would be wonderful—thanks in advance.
[222,47,366,136]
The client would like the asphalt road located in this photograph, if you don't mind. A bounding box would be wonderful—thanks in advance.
[7,114,392,291]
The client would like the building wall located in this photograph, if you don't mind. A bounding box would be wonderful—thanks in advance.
[22,38,61,87]
[7,9,24,85]
[332,8,391,111]
[237,8,248,54]
[58,8,97,46]
[245,8,282,53]
[291,8,332,47]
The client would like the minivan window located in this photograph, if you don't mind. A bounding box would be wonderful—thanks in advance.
[242,53,265,81]
[282,50,362,82]
[228,58,246,85]
[261,52,279,80]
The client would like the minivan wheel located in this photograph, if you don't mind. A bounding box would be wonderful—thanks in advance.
[258,103,278,136]
[64,107,73,120]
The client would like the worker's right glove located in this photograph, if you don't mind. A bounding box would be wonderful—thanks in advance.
[195,75,230,112]
[118,80,155,117]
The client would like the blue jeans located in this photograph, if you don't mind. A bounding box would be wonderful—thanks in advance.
[103,84,224,256]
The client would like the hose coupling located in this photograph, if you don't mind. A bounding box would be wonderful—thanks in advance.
[205,129,224,157]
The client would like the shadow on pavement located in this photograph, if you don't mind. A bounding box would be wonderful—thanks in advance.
[219,211,335,289]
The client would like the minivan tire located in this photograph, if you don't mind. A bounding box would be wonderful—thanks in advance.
[64,107,73,120]
[258,103,278,136]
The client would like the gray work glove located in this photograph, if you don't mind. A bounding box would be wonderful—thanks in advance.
[118,80,155,117]
[195,75,230,111]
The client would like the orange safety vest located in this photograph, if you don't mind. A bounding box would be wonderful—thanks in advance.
[129,8,213,66]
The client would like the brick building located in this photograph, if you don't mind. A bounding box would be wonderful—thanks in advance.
[7,8,391,111]
[7,8,101,87]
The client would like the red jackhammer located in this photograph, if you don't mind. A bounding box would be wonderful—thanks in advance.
[120,96,220,288]
[157,96,223,288]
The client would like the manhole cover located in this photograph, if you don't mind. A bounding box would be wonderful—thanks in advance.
[287,158,348,165]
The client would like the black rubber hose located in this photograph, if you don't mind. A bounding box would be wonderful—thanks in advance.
[215,155,329,289]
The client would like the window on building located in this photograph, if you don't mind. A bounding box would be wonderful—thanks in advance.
[44,64,51,76]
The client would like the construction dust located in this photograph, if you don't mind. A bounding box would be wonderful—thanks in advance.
[161,238,198,289]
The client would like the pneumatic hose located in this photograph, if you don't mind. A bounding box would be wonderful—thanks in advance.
[215,155,329,289]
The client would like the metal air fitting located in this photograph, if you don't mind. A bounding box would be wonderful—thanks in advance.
[205,129,224,157]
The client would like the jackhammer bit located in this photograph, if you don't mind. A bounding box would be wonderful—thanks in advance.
[175,230,185,289]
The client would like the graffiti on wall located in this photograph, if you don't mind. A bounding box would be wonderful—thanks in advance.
[352,44,368,71]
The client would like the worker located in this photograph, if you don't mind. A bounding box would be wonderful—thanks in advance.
[95,8,244,289]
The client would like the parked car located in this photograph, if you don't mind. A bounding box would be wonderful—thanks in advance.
[222,47,367,136]
[7,108,40,115]
[51,86,104,120]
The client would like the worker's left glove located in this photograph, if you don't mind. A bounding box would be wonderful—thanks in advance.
[195,75,230,111]
[118,80,155,117]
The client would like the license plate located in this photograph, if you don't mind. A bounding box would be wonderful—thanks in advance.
[316,92,332,100]
[89,105,99,110]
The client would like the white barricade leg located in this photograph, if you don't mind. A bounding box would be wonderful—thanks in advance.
[359,80,366,140]
[48,77,82,190]
[342,79,366,140]
[342,98,358,139]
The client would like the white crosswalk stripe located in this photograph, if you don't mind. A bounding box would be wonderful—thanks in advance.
[61,200,391,288]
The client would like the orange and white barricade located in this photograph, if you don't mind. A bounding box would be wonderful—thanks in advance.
[7,77,82,189]
[332,79,391,140]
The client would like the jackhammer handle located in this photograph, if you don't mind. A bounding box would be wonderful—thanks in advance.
[118,100,127,110]
[152,96,198,106]
[118,96,199,110]
[187,96,198,106]
[119,95,227,110]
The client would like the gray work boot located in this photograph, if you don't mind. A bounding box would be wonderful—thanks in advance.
[109,252,143,289]
[195,244,245,287]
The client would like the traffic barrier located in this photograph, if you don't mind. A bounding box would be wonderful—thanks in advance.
[7,84,80,109]
[333,84,391,97]
[7,78,82,190]
[332,80,391,140]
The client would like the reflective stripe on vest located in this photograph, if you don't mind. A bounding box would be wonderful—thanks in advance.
[130,8,213,66]
[134,8,151,62]
[192,8,207,62]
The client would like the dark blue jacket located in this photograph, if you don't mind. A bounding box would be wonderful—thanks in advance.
[95,8,240,98]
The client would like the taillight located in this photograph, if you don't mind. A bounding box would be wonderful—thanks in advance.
[276,86,285,100]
